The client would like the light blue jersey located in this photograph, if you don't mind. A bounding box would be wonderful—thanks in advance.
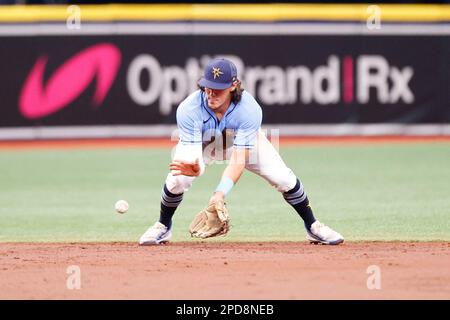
[176,90,262,148]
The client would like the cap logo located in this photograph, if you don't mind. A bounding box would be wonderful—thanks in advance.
[211,67,224,79]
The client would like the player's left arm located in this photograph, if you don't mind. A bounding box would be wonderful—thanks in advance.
[209,147,250,204]
[210,94,262,204]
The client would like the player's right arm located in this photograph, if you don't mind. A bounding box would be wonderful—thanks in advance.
[169,91,205,177]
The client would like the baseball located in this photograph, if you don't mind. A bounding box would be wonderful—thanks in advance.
[115,200,129,214]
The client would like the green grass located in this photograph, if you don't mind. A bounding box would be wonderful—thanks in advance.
[0,142,449,242]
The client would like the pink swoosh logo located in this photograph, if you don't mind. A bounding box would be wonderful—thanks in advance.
[19,43,121,119]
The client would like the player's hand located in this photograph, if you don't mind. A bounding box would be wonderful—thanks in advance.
[209,191,225,205]
[169,158,201,177]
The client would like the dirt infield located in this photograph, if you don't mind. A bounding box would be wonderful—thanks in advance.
[0,242,448,300]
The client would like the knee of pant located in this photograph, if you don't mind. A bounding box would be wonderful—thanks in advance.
[165,173,194,194]
[274,170,298,193]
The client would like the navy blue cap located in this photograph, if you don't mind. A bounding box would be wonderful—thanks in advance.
[198,58,238,90]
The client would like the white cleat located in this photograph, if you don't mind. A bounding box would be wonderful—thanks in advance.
[139,221,172,245]
[306,221,344,245]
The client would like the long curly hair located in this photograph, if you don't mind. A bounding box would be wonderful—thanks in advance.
[198,79,244,104]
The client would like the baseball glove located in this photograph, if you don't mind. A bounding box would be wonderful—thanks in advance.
[189,200,230,238]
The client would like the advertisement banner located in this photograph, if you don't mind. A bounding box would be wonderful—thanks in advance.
[0,32,449,128]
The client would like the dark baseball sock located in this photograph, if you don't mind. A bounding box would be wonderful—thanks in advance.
[159,184,183,229]
[283,179,316,229]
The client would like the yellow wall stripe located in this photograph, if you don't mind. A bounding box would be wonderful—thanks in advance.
[0,4,449,23]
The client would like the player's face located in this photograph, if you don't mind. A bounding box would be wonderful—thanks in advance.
[205,84,236,111]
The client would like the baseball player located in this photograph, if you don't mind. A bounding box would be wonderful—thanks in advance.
[139,57,344,245]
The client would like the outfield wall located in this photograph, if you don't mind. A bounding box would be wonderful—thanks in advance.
[0,4,449,139]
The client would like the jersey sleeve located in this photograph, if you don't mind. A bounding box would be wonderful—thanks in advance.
[176,100,203,146]
[172,142,206,176]
[233,105,262,149]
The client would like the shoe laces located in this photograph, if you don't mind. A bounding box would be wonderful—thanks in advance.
[144,222,166,235]
[312,221,325,231]
[312,221,333,235]
[154,223,166,231]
